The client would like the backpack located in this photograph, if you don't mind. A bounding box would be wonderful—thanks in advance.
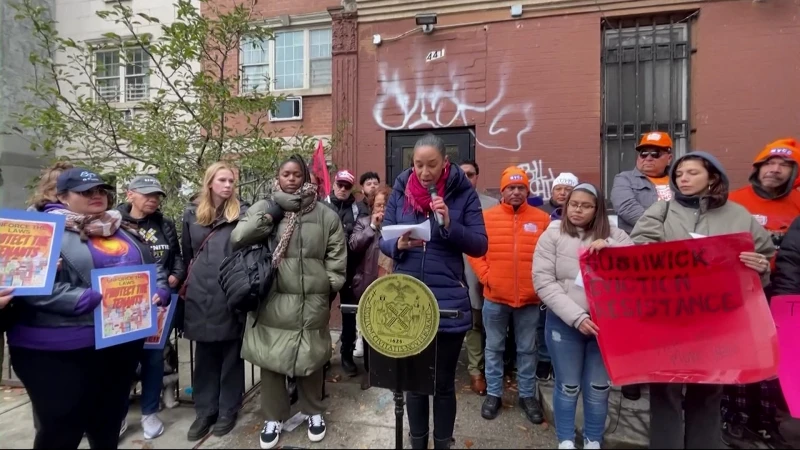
[219,238,276,318]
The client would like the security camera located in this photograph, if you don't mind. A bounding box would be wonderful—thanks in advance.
[415,13,437,34]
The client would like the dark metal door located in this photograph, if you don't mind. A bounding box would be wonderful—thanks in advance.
[386,128,475,186]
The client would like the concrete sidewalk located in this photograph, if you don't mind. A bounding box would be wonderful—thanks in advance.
[1,333,557,449]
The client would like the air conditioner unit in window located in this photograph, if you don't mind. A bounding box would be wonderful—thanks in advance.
[269,97,302,122]
[122,108,134,123]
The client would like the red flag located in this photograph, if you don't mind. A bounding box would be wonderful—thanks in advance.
[311,140,331,196]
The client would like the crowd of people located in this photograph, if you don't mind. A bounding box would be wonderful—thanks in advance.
[1,131,799,450]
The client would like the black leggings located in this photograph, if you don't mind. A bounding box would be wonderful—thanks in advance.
[406,332,466,441]
[10,341,142,449]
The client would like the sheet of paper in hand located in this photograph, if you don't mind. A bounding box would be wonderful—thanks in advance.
[580,232,778,385]
[381,220,432,242]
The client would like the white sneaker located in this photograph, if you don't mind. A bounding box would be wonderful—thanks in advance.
[354,334,364,358]
[260,421,282,449]
[307,414,327,442]
[119,419,128,438]
[558,441,576,449]
[141,414,165,440]
[584,439,601,449]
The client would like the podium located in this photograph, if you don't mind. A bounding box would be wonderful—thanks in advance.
[340,303,461,450]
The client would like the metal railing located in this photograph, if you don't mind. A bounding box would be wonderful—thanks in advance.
[2,328,261,404]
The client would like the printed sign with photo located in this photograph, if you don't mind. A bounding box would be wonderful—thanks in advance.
[144,294,178,350]
[91,265,158,349]
[0,209,65,296]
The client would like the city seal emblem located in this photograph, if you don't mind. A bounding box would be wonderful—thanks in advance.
[357,274,440,359]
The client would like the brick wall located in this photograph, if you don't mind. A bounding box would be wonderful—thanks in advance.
[204,0,339,138]
[356,14,603,192]
[353,0,800,192]
[693,0,800,186]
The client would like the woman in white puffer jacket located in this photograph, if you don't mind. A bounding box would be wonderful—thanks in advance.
[532,183,633,450]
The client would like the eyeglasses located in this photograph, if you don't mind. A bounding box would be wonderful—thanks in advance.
[638,151,669,159]
[567,202,596,211]
[77,187,109,198]
[335,183,353,190]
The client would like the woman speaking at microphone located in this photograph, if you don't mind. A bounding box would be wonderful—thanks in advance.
[379,134,488,449]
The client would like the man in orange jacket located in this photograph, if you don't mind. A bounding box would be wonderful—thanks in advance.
[722,138,800,449]
[467,166,551,425]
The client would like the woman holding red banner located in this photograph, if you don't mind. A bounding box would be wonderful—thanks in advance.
[533,183,633,450]
[630,151,774,449]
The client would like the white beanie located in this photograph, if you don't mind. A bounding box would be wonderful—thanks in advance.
[552,172,579,189]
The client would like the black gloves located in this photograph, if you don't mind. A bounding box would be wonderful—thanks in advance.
[265,202,285,224]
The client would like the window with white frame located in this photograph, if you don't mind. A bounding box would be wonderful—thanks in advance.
[240,27,332,94]
[94,47,150,103]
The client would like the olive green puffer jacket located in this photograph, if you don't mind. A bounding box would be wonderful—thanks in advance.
[230,190,346,377]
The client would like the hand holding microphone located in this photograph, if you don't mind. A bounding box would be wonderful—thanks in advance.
[428,185,450,229]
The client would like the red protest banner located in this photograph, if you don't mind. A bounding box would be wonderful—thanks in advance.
[580,232,778,385]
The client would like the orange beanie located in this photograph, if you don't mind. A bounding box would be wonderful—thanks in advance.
[500,167,530,192]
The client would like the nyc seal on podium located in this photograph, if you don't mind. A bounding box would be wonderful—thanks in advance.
[357,274,439,359]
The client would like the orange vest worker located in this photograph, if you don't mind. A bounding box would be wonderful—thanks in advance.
[467,168,551,308]
[729,138,800,261]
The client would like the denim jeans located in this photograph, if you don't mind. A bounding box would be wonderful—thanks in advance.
[483,300,539,398]
[545,309,610,444]
[139,348,165,415]
[536,305,550,363]
[123,347,165,416]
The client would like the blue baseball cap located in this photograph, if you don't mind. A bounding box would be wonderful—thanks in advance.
[56,168,114,193]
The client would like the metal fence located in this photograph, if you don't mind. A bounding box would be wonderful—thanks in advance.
[2,328,261,404]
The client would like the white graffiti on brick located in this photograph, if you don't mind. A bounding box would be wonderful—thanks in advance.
[517,160,555,200]
[372,62,534,152]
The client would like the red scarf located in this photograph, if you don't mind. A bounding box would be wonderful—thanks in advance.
[404,162,451,214]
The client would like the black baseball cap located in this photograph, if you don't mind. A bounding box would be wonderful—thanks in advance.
[127,175,166,196]
[57,168,114,193]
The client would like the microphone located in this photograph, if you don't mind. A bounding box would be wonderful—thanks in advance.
[428,185,445,226]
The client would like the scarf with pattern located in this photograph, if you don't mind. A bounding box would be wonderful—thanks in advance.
[46,204,123,241]
[271,181,318,267]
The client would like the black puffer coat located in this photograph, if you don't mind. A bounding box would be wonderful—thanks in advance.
[180,201,247,342]
[772,215,800,296]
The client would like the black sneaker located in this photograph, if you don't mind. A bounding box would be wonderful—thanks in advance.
[621,385,641,401]
[535,361,553,381]
[187,415,217,441]
[213,414,237,437]
[307,414,327,442]
[260,420,282,449]
[756,425,791,449]
[481,395,502,420]
[519,396,544,424]
[341,353,358,377]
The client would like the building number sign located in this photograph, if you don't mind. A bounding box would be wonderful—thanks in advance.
[425,49,445,62]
